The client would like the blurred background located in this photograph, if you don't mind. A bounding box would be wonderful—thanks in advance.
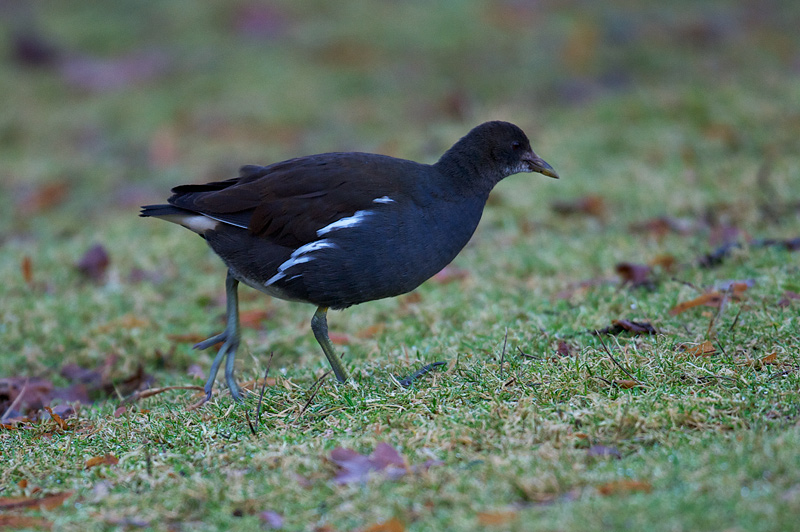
[1,0,799,380]
[2,0,798,225]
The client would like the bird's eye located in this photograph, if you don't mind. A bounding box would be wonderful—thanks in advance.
[511,141,521,150]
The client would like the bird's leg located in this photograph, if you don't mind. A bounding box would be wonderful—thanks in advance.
[310,306,349,383]
[194,270,243,401]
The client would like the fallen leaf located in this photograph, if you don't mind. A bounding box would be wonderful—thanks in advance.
[550,195,606,218]
[11,31,61,67]
[615,262,653,288]
[681,341,716,357]
[330,443,408,484]
[362,517,405,532]
[0,515,53,529]
[168,333,210,344]
[477,511,518,526]
[597,479,652,496]
[0,491,73,511]
[761,353,777,364]
[76,244,110,282]
[669,292,725,315]
[21,256,33,285]
[329,332,350,345]
[432,265,469,284]
[556,340,575,357]
[357,323,386,339]
[239,309,272,328]
[649,254,677,270]
[43,406,68,431]
[85,454,119,469]
[593,319,657,336]
[259,510,284,529]
[16,181,69,215]
[629,216,694,238]
[777,291,800,307]
[615,379,640,389]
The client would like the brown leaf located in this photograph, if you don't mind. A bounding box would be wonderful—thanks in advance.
[330,443,408,485]
[148,126,179,169]
[597,479,652,496]
[681,341,716,357]
[649,254,677,271]
[593,319,657,336]
[17,181,69,215]
[76,244,110,282]
[356,323,386,339]
[556,340,575,357]
[362,517,405,532]
[0,515,52,529]
[629,216,694,238]
[615,262,653,288]
[168,333,210,344]
[615,379,640,389]
[85,454,119,469]
[477,511,518,526]
[239,309,272,329]
[432,265,469,284]
[329,332,351,345]
[43,406,68,430]
[550,195,606,218]
[669,292,725,315]
[21,255,34,285]
[0,491,73,511]
[761,353,777,364]
[777,291,800,308]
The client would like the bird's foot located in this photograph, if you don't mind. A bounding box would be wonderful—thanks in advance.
[196,330,243,402]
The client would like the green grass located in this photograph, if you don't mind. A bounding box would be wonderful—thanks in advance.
[2,1,800,530]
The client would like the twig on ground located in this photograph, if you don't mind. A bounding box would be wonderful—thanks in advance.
[516,346,539,360]
[252,352,274,435]
[595,334,643,386]
[397,362,447,387]
[296,370,332,421]
[1,378,28,423]
[121,385,205,406]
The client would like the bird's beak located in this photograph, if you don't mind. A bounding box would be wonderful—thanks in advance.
[523,152,559,179]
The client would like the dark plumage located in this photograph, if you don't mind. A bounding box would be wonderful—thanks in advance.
[141,121,558,401]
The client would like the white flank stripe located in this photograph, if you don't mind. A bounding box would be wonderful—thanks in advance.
[170,214,219,233]
[316,210,373,237]
[265,239,337,286]
[372,196,395,204]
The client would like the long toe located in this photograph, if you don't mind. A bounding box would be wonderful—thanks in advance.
[194,331,228,351]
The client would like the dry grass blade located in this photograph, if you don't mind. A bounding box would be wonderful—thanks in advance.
[295,370,331,421]
[595,334,644,386]
[122,385,205,405]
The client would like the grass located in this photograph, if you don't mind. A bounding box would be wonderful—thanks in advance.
[2,1,800,530]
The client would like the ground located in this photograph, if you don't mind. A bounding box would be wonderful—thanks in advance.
[1,1,799,531]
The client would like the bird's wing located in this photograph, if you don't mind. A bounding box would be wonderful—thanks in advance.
[168,153,414,248]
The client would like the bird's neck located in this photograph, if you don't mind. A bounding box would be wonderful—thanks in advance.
[434,148,503,197]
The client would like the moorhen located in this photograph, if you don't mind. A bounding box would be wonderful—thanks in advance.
[141,121,558,401]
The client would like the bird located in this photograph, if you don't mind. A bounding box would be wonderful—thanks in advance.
[141,121,558,401]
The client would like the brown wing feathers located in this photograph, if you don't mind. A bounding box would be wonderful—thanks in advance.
[167,154,410,249]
